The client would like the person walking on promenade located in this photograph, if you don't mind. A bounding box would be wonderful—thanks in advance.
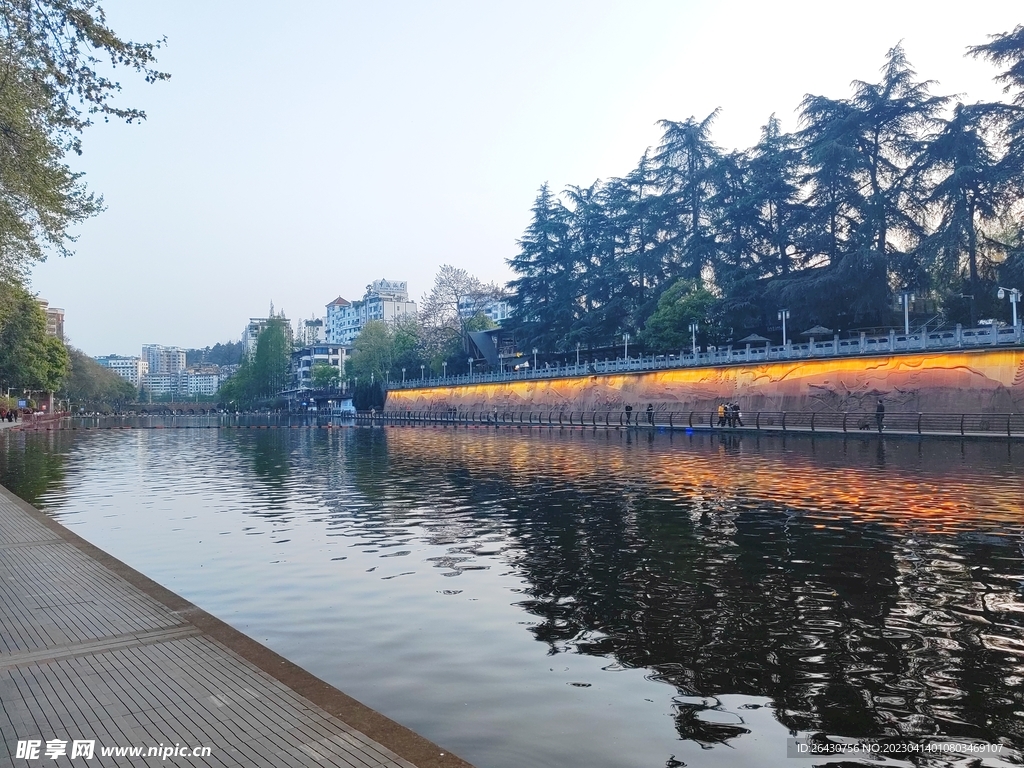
[646,403,654,425]
[624,404,633,425]
[717,403,726,427]
[875,399,885,433]
[732,402,744,427]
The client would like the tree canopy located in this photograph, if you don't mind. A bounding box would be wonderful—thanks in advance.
[507,33,1024,354]
[0,0,168,277]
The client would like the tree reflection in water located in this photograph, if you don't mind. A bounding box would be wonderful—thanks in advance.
[353,427,1024,748]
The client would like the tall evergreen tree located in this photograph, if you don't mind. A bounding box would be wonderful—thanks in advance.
[914,103,1012,323]
[653,110,723,284]
[507,184,573,350]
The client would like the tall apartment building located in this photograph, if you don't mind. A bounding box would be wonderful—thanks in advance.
[243,303,294,358]
[142,344,187,375]
[95,355,148,387]
[36,299,65,340]
[179,368,222,396]
[325,279,417,345]
[297,316,324,347]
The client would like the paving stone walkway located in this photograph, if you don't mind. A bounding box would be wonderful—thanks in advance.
[0,486,469,768]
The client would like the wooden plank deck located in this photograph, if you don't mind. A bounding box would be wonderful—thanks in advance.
[0,486,471,768]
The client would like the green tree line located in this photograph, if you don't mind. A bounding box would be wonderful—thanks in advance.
[506,30,1024,354]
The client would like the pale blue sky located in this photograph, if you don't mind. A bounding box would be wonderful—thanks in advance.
[27,1,1022,355]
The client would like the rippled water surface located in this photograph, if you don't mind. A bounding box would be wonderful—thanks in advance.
[2,421,1023,768]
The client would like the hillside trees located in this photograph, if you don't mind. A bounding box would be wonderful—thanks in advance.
[59,346,135,409]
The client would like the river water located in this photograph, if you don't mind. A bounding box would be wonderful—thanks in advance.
[1,420,1022,768]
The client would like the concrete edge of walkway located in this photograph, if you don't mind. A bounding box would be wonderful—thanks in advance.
[0,483,475,768]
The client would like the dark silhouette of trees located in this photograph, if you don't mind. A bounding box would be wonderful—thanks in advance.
[508,32,1024,353]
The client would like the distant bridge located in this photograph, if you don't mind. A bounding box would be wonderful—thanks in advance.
[124,403,219,415]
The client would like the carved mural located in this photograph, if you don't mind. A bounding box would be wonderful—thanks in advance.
[385,349,1024,415]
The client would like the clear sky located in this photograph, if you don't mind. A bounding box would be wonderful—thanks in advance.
[27,0,1022,356]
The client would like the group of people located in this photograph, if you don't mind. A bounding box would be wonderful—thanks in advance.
[0,408,20,423]
[716,402,744,428]
[623,403,656,425]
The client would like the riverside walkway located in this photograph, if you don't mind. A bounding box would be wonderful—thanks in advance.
[0,485,470,768]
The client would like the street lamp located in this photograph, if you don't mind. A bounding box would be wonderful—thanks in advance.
[623,333,630,360]
[998,287,1021,327]
[532,347,538,370]
[468,357,474,376]
[900,290,915,335]
[442,361,447,379]
[402,367,406,384]
[420,364,425,380]
[777,309,790,347]
[688,322,699,355]
[576,342,580,368]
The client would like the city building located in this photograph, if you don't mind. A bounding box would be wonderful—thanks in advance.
[457,296,511,325]
[95,355,148,387]
[324,280,417,345]
[243,303,293,357]
[36,299,65,340]
[140,372,178,397]
[142,344,186,375]
[297,316,325,347]
[178,367,222,397]
[291,345,347,389]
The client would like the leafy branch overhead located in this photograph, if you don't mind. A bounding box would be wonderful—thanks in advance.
[0,0,168,278]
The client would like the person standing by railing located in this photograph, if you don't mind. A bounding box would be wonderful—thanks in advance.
[875,399,885,433]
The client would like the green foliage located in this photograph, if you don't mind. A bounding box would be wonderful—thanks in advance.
[0,282,68,391]
[218,318,290,406]
[641,280,718,352]
[310,361,338,389]
[186,341,242,367]
[0,0,168,276]
[59,346,136,409]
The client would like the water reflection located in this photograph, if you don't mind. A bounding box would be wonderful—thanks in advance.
[1,423,1022,767]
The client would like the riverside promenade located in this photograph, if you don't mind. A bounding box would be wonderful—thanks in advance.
[0,483,471,768]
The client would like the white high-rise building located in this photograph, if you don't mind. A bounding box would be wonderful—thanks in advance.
[95,355,148,387]
[324,280,417,346]
[142,344,186,375]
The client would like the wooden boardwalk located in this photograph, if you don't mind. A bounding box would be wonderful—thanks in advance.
[0,486,471,768]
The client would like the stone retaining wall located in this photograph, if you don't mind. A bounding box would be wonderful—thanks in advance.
[385,349,1024,415]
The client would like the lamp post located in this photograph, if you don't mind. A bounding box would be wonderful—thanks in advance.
[421,364,425,381]
[998,287,1021,327]
[623,333,630,360]
[468,357,474,376]
[575,342,580,368]
[777,309,790,347]
[688,322,699,355]
[442,361,447,379]
[402,367,406,384]
[532,347,538,371]
[900,290,915,335]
